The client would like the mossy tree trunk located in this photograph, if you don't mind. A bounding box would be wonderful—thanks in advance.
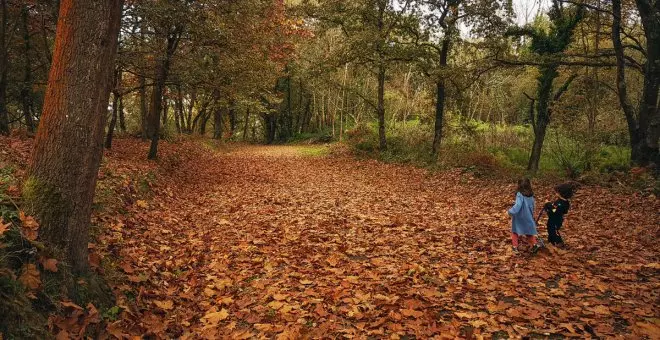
[26,0,122,274]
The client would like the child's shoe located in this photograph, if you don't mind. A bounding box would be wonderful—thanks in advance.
[512,246,520,255]
[531,243,543,254]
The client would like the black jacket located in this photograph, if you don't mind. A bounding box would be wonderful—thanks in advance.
[544,198,570,227]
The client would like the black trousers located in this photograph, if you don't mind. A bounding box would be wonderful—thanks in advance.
[547,224,564,245]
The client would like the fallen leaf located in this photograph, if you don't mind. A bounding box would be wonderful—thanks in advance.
[153,300,174,310]
[42,258,58,272]
[19,264,40,290]
[0,222,10,237]
[201,309,229,325]
[18,211,39,241]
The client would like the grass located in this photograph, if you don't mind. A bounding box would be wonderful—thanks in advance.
[344,119,634,179]
[298,145,330,157]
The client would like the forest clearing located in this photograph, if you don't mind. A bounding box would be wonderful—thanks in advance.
[3,137,658,338]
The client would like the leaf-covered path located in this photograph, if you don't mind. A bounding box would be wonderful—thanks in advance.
[104,143,659,338]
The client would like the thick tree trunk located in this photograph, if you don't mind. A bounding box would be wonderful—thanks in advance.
[21,6,35,133]
[0,0,9,135]
[528,118,549,173]
[263,113,276,144]
[527,65,558,173]
[26,0,122,273]
[200,110,211,135]
[432,34,451,155]
[636,0,660,166]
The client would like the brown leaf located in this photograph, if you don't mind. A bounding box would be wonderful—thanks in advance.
[200,309,229,325]
[0,222,10,237]
[42,258,58,272]
[401,309,424,318]
[19,264,40,291]
[153,300,174,310]
[18,211,39,241]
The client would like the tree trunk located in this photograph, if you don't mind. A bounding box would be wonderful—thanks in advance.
[432,34,451,155]
[263,113,276,144]
[139,75,147,140]
[175,84,183,133]
[21,6,35,133]
[105,91,119,149]
[611,0,642,163]
[243,108,250,141]
[200,110,211,135]
[229,104,236,138]
[148,28,181,160]
[213,107,223,140]
[636,0,660,166]
[26,0,122,274]
[0,0,9,135]
[527,65,558,173]
[162,93,169,127]
[377,64,387,151]
[118,94,125,131]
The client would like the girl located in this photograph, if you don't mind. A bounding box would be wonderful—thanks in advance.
[542,182,576,247]
[508,178,542,254]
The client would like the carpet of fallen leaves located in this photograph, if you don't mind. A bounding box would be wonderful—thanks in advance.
[2,137,659,338]
[93,140,659,339]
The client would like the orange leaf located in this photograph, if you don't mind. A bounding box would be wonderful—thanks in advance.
[19,264,40,291]
[0,222,10,237]
[201,309,229,325]
[18,211,39,241]
[42,258,58,272]
[401,309,423,318]
[154,300,174,310]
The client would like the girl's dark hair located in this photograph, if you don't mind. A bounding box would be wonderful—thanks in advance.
[517,177,534,197]
[555,182,578,199]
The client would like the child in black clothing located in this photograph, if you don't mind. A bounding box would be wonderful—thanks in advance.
[543,183,577,247]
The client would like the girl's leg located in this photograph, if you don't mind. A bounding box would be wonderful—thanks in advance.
[511,233,519,247]
[527,235,538,245]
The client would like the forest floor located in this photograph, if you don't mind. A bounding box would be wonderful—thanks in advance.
[2,137,659,338]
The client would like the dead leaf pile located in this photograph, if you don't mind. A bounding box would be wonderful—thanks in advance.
[89,143,659,338]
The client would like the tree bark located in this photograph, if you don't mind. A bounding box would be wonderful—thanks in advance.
[21,6,35,133]
[148,28,181,160]
[377,64,387,151]
[636,0,660,166]
[105,90,119,149]
[175,84,183,133]
[105,69,121,149]
[213,106,223,140]
[26,0,122,274]
[432,33,451,155]
[118,94,125,131]
[527,65,558,173]
[139,75,147,140]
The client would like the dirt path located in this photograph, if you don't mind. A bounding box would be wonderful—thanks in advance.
[106,144,659,338]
